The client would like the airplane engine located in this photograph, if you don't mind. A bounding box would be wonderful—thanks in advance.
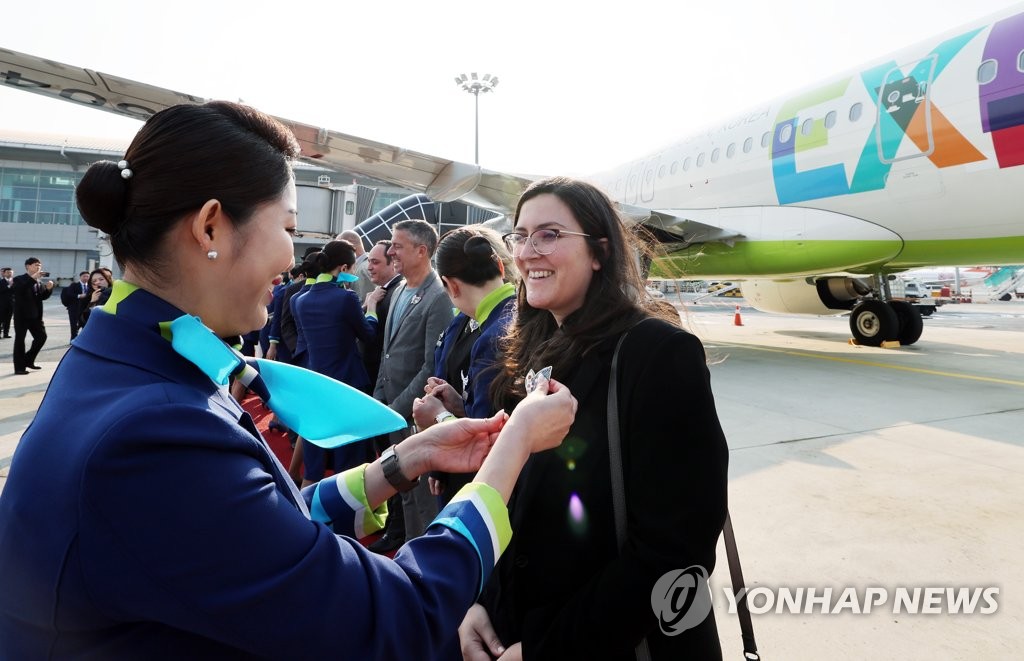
[740,277,869,316]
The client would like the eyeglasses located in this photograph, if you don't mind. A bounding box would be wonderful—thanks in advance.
[502,228,591,256]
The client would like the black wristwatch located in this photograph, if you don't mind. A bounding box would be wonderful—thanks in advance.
[381,445,419,493]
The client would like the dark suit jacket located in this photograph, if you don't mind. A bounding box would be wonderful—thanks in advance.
[362,274,403,386]
[479,318,729,660]
[61,281,88,319]
[373,270,453,419]
[12,274,52,321]
[0,277,14,310]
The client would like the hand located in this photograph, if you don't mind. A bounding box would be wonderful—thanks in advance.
[427,475,445,496]
[497,643,522,661]
[502,377,576,454]
[265,344,278,361]
[426,380,466,418]
[45,281,54,290]
[402,412,508,477]
[364,287,385,311]
[459,604,506,661]
[412,392,449,430]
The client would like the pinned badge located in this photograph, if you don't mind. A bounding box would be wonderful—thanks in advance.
[525,365,553,393]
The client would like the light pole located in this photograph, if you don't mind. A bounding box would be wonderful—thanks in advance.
[454,73,498,165]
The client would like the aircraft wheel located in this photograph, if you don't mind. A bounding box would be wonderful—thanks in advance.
[888,301,923,346]
[849,300,898,346]
[919,306,934,317]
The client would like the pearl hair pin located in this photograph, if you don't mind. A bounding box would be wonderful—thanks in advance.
[117,159,133,180]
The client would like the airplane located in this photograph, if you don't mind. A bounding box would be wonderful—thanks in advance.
[2,2,1023,346]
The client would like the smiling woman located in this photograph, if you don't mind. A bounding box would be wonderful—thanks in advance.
[0,101,580,659]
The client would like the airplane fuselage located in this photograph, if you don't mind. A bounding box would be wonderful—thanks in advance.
[592,5,1024,278]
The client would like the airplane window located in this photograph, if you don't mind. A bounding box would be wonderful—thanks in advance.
[711,148,720,163]
[761,131,771,148]
[658,164,666,178]
[824,111,837,129]
[801,118,814,136]
[743,137,753,153]
[697,152,706,167]
[727,143,736,158]
[779,124,793,143]
[849,103,863,122]
[978,59,997,84]
[1018,50,1024,73]
[671,161,679,174]
[683,157,692,171]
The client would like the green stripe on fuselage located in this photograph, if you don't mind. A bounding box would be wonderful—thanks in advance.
[655,236,1024,278]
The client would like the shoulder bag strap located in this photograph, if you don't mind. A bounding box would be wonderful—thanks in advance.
[724,513,761,660]
[609,323,760,661]
[607,328,652,661]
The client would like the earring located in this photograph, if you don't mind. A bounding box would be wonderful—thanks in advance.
[206,250,218,260]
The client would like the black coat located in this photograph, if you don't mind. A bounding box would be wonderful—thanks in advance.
[480,318,729,660]
[12,274,52,321]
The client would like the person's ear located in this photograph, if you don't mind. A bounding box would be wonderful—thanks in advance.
[592,238,609,271]
[443,276,461,299]
[190,199,226,255]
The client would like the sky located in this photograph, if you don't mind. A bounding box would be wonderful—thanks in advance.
[1,0,1022,176]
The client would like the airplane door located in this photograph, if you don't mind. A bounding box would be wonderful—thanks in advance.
[875,55,937,164]
[640,156,660,203]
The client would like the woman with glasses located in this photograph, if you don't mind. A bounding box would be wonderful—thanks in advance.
[460,176,729,660]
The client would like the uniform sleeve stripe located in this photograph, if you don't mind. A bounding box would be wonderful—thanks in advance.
[431,483,511,590]
[309,465,386,538]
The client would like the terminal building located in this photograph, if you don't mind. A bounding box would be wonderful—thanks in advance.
[0,129,494,285]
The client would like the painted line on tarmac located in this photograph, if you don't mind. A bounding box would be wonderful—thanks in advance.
[712,342,1024,388]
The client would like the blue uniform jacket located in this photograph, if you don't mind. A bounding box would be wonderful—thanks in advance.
[288,279,314,367]
[433,290,515,419]
[0,283,511,659]
[292,281,377,390]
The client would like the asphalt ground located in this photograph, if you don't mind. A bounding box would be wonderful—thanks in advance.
[2,295,1022,658]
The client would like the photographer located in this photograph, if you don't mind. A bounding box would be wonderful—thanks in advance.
[11,257,54,375]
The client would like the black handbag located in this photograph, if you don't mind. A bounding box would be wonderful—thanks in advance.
[608,326,760,661]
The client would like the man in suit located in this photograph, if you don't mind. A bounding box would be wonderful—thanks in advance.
[361,240,402,386]
[12,257,55,375]
[370,221,453,552]
[0,267,13,339]
[61,271,91,339]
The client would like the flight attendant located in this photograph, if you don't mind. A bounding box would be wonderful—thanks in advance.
[293,238,382,485]
[0,102,578,659]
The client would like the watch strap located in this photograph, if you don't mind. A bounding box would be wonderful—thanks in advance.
[382,446,419,493]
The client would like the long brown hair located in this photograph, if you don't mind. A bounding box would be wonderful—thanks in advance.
[490,176,676,410]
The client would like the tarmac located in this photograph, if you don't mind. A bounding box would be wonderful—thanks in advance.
[2,295,1022,658]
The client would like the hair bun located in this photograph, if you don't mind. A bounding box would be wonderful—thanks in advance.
[464,235,495,258]
[75,160,129,235]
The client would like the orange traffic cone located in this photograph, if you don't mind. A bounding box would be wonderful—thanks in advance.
[733,305,743,326]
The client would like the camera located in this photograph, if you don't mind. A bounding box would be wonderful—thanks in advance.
[39,271,50,278]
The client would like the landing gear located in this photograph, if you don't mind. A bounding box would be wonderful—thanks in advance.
[888,301,923,346]
[849,300,898,346]
[849,299,924,346]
